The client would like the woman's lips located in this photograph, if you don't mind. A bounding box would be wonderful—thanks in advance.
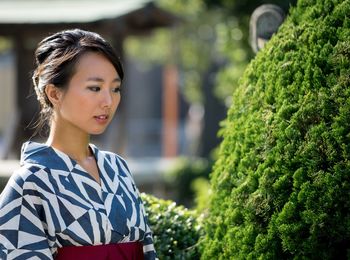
[94,115,109,124]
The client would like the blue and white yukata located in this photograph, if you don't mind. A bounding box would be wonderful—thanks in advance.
[0,141,157,259]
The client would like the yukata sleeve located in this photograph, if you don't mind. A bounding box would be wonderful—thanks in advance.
[0,170,53,260]
[116,155,158,260]
[139,198,159,260]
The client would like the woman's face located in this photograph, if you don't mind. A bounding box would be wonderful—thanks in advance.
[55,51,121,135]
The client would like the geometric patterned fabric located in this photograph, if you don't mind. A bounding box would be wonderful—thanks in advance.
[0,141,157,259]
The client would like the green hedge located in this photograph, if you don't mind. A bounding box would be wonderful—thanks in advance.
[202,0,350,259]
[141,193,204,259]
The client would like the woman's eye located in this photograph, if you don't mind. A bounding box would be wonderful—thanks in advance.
[112,87,121,93]
[88,86,100,92]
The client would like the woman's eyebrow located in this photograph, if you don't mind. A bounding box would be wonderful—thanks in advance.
[113,77,122,83]
[86,77,121,82]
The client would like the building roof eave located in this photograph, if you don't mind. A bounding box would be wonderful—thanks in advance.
[0,0,153,24]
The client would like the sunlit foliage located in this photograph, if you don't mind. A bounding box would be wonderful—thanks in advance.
[202,0,350,258]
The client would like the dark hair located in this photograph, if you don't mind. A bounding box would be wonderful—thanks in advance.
[32,28,124,134]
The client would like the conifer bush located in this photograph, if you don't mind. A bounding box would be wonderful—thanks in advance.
[202,0,350,258]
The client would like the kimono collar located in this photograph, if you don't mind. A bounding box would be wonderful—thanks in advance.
[20,141,100,172]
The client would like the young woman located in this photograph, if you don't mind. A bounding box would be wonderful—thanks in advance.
[0,29,157,260]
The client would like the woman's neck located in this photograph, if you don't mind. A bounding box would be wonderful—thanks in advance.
[46,120,92,162]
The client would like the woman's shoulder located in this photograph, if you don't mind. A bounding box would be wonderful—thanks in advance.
[16,162,47,180]
[5,163,46,193]
[91,144,130,171]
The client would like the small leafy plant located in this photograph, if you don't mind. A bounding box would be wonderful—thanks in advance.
[141,193,204,259]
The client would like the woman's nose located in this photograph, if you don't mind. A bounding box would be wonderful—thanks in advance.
[101,90,113,108]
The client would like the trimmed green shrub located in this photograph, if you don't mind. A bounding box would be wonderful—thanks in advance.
[141,193,204,259]
[202,0,350,259]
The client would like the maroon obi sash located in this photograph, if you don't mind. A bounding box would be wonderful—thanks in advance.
[55,242,144,260]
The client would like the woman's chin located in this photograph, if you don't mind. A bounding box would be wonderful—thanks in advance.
[89,128,107,135]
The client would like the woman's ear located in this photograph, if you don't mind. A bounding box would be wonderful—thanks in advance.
[45,84,63,107]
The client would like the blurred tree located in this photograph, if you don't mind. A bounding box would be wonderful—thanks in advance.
[123,0,298,104]
[125,0,228,104]
[165,157,213,208]
[203,0,297,101]
[125,0,230,158]
[0,37,12,53]
[203,0,296,16]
